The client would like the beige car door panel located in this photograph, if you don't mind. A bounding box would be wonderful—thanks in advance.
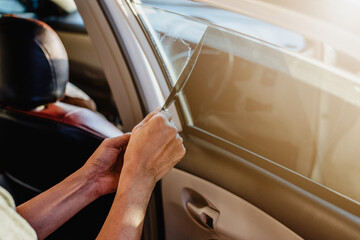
[163,168,303,240]
[170,131,360,240]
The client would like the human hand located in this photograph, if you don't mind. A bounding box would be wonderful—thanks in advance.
[81,133,131,197]
[122,108,186,188]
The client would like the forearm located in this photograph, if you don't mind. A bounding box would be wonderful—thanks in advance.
[17,168,99,240]
[96,169,155,240]
[96,109,185,239]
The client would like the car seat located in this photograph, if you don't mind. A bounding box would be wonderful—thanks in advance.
[0,15,123,239]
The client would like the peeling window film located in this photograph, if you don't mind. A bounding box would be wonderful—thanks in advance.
[132,3,207,84]
[131,0,360,203]
[132,0,360,83]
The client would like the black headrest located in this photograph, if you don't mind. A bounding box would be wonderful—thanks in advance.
[0,15,68,110]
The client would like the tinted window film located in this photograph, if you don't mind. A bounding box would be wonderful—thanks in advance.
[131,0,360,203]
[177,27,360,203]
[133,1,207,85]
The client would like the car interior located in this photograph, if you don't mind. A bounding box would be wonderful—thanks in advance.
[1,0,360,240]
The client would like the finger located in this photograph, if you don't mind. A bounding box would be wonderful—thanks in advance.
[175,133,183,144]
[166,134,185,159]
[160,109,172,121]
[168,120,177,131]
[156,140,185,181]
[137,107,162,127]
[104,133,131,149]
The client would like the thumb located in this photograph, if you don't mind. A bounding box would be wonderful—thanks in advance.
[105,133,131,149]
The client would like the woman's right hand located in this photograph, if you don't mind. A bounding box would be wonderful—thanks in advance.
[122,108,186,187]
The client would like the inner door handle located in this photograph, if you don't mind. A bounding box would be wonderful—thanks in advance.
[186,201,220,230]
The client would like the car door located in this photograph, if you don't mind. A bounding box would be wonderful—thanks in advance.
[76,0,360,239]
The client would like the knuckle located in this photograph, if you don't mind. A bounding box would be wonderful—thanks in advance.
[132,124,141,132]
[176,136,183,145]
[152,114,167,126]
[102,138,111,145]
[169,127,178,136]
[181,145,186,155]
[175,144,186,161]
[180,145,186,155]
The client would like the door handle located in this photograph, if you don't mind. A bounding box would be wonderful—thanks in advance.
[186,201,220,230]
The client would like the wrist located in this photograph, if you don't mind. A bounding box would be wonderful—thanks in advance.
[97,167,155,240]
[75,166,103,199]
[121,161,156,189]
[123,169,156,190]
[118,165,156,201]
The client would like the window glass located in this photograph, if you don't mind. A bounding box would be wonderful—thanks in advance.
[132,0,307,85]
[133,2,207,84]
[0,0,26,13]
[132,0,360,84]
[0,0,84,33]
[131,0,360,203]
[0,0,79,19]
[0,0,35,18]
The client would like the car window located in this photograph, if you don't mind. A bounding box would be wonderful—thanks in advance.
[0,0,83,31]
[130,0,360,203]
[0,0,35,18]
[1,0,53,15]
[0,0,25,13]
[132,0,207,85]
